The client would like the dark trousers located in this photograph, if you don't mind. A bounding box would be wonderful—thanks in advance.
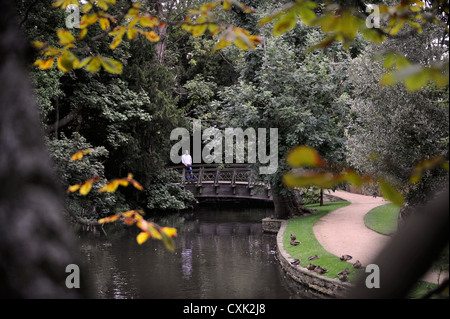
[185,166,193,181]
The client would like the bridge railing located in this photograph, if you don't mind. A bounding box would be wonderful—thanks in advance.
[168,165,266,188]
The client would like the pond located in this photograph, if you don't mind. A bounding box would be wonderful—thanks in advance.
[76,205,306,299]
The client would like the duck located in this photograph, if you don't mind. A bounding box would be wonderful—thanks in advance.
[290,239,301,246]
[290,258,300,266]
[339,274,348,282]
[307,254,319,260]
[314,266,328,274]
[338,268,350,276]
[353,260,362,269]
[290,233,297,241]
[306,263,316,271]
[340,254,352,261]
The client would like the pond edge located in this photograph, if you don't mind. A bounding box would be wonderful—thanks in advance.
[271,219,353,298]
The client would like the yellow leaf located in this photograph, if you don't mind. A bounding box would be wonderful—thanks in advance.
[43,47,61,56]
[34,58,55,70]
[127,27,139,40]
[67,184,81,193]
[192,24,208,37]
[70,149,89,160]
[80,13,99,29]
[82,2,92,13]
[78,28,88,40]
[136,232,150,245]
[161,232,176,252]
[96,0,110,10]
[161,227,177,238]
[283,171,341,189]
[142,30,160,42]
[100,57,123,74]
[99,180,119,193]
[57,29,76,45]
[273,11,297,36]
[140,15,159,28]
[52,0,78,10]
[75,57,92,70]
[85,57,102,73]
[109,26,126,49]
[57,52,79,73]
[146,223,162,240]
[99,18,110,30]
[79,181,93,195]
[223,0,232,10]
[379,179,404,207]
[32,41,45,49]
[98,214,120,224]
[212,39,232,52]
[286,146,326,167]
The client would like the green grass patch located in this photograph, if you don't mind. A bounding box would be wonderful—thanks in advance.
[406,281,438,299]
[364,203,400,236]
[283,201,365,282]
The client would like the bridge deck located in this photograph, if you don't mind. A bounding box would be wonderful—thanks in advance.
[169,165,272,201]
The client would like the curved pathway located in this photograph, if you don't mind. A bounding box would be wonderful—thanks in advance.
[313,190,448,284]
[314,190,389,266]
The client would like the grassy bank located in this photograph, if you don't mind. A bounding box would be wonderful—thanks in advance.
[283,200,441,297]
[364,203,400,235]
[282,201,366,282]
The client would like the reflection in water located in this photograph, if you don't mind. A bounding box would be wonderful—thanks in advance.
[77,206,305,299]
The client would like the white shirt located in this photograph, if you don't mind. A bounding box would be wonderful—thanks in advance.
[181,154,192,166]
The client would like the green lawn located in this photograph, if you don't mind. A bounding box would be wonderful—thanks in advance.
[364,203,400,236]
[283,201,366,282]
[284,200,443,297]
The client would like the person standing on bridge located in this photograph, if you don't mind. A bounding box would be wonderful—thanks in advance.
[181,150,194,182]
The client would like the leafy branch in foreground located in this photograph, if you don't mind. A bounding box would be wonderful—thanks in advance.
[98,209,177,251]
[283,146,449,207]
[67,149,177,251]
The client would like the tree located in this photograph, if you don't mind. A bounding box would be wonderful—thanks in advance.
[0,0,85,298]
[213,25,351,217]
[346,22,449,227]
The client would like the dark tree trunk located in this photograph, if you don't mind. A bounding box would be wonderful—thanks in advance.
[272,184,316,219]
[0,1,85,298]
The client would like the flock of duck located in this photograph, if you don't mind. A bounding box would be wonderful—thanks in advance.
[289,233,362,282]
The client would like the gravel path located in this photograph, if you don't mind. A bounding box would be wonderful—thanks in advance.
[313,190,448,284]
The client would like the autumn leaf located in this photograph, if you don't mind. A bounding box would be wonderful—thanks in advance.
[136,232,150,244]
[283,171,342,189]
[68,176,99,195]
[57,29,76,45]
[79,181,93,195]
[34,57,55,70]
[99,173,142,192]
[57,51,80,72]
[100,57,123,74]
[161,227,177,238]
[98,214,120,224]
[99,17,110,30]
[80,13,99,29]
[286,146,326,168]
[85,56,102,73]
[71,149,91,160]
[142,30,160,42]
[52,0,78,10]
[273,10,297,36]
[109,26,126,49]
[67,184,81,193]
[139,15,160,28]
[379,179,404,207]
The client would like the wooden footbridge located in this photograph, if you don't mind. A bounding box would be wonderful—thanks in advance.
[169,164,273,202]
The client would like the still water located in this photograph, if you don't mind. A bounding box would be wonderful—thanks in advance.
[76,205,302,299]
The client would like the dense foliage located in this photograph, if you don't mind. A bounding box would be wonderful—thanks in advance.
[17,0,449,222]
